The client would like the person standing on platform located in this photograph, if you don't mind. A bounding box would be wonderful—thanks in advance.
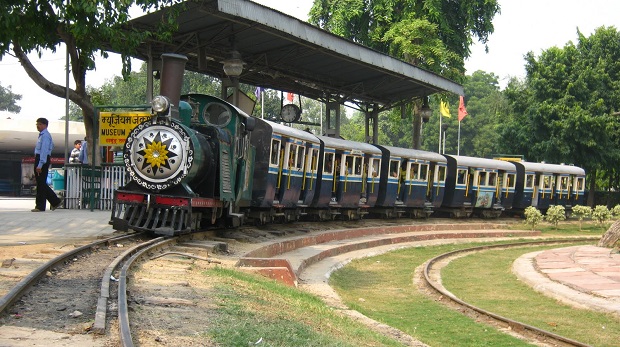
[69,140,82,163]
[79,136,88,164]
[32,118,63,212]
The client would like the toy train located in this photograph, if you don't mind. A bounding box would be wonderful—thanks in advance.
[110,54,586,236]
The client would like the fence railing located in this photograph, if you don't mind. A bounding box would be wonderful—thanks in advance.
[64,164,126,210]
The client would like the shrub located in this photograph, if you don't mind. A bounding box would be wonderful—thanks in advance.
[545,205,566,229]
[612,205,620,218]
[592,205,612,226]
[571,205,592,231]
[524,206,543,231]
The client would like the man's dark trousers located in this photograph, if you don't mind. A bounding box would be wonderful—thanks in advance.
[34,154,61,211]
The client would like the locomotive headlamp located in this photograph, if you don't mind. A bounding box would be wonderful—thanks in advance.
[152,95,171,113]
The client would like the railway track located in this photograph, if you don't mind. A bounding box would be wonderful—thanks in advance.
[422,239,596,347]
[0,220,603,346]
[0,230,229,346]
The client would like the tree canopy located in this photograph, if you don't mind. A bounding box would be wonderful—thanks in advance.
[0,83,21,113]
[309,0,500,81]
[0,0,181,154]
[499,27,620,174]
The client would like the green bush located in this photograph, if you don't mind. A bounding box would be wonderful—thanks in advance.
[611,205,620,217]
[571,205,592,231]
[545,205,566,229]
[524,206,543,231]
[592,205,612,225]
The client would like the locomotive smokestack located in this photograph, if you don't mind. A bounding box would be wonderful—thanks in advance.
[159,53,188,119]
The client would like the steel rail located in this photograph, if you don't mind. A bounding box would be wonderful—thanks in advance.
[0,232,144,314]
[423,238,598,347]
[117,236,181,347]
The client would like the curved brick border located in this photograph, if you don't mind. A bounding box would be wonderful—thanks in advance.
[236,223,540,286]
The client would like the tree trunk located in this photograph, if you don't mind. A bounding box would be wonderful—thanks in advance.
[587,168,596,207]
[598,220,620,248]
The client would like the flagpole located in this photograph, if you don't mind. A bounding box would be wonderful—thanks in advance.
[457,120,461,156]
[438,114,442,153]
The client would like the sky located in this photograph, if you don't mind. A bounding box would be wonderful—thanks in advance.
[1,0,620,120]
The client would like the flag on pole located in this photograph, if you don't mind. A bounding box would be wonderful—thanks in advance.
[254,87,264,101]
[440,100,451,118]
[287,92,294,102]
[458,95,468,121]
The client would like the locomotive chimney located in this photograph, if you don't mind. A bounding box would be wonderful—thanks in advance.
[159,53,188,119]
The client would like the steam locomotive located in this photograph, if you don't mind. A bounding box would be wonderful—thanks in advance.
[110,54,586,236]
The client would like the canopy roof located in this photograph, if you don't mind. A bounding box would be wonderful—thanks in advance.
[122,0,463,108]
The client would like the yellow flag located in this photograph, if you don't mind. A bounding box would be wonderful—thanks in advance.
[440,101,451,118]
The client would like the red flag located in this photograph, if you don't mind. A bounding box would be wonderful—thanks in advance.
[458,95,468,121]
[287,92,294,102]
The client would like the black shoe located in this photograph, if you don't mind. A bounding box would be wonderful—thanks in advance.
[51,198,64,211]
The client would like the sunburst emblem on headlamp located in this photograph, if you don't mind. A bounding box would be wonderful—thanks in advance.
[136,132,179,175]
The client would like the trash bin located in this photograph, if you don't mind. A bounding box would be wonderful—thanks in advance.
[52,170,65,190]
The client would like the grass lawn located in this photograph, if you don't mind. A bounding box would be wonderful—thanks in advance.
[330,225,619,346]
[202,267,406,346]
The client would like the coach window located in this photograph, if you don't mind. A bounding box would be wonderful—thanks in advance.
[437,165,446,182]
[389,160,399,178]
[344,155,354,175]
[543,175,551,189]
[408,163,417,180]
[488,172,497,186]
[456,169,467,184]
[323,153,334,174]
[506,173,516,188]
[270,139,281,166]
[354,156,363,175]
[370,159,380,177]
[296,146,305,169]
[419,164,429,181]
[559,176,568,190]
[525,174,534,188]
[576,177,584,191]
[287,143,297,169]
[309,148,318,172]
[478,171,488,186]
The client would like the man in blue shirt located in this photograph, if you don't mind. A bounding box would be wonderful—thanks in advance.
[32,118,63,212]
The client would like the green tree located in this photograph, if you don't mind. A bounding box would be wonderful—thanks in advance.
[0,83,21,113]
[308,0,500,148]
[0,0,181,157]
[309,0,499,79]
[499,27,620,197]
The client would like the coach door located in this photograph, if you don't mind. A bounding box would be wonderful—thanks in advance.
[300,144,319,205]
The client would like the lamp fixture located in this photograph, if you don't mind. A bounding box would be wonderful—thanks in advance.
[420,96,432,123]
[222,51,244,78]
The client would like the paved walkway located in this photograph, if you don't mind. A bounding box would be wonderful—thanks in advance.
[0,197,115,245]
[0,197,618,315]
[514,245,620,314]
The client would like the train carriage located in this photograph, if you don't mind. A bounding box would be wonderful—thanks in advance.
[442,155,517,218]
[248,119,320,223]
[311,136,382,220]
[373,145,447,218]
[110,53,589,236]
[512,161,586,212]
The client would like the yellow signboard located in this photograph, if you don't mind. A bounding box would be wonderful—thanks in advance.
[99,112,151,146]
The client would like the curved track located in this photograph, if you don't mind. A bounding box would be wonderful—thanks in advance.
[422,239,596,347]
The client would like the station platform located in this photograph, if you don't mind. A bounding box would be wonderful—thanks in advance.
[0,197,618,315]
[0,197,115,245]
